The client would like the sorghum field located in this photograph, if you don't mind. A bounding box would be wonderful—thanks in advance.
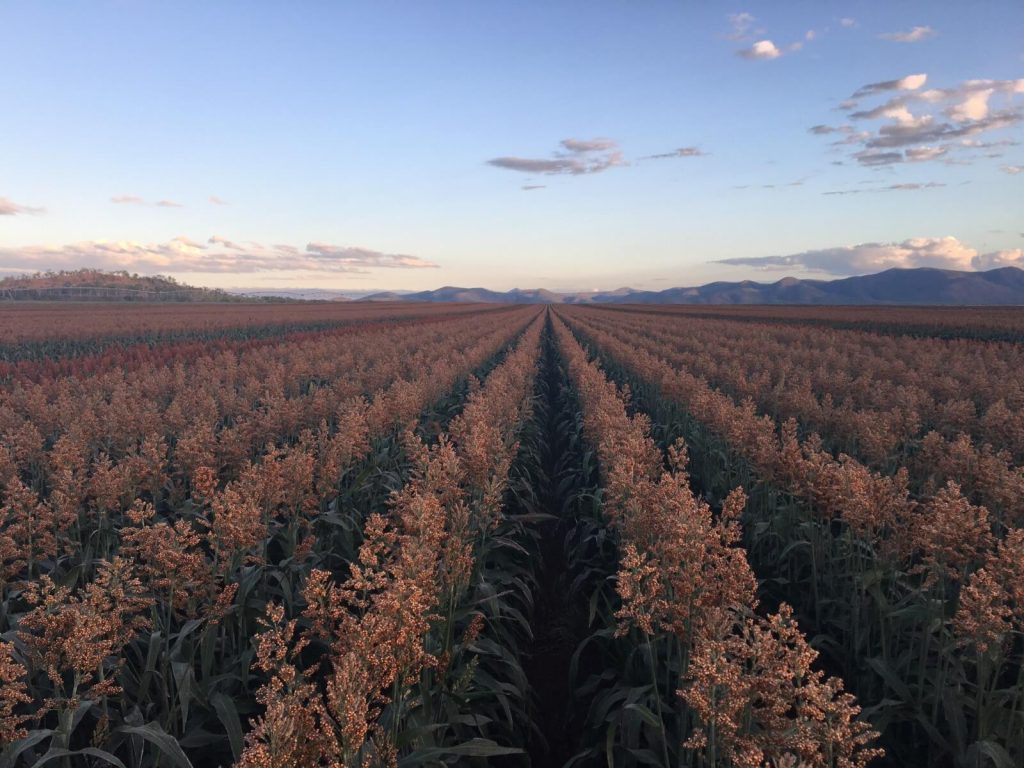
[1,302,1022,768]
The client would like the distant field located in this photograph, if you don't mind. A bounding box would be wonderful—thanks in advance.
[0,303,1021,767]
[601,302,1024,340]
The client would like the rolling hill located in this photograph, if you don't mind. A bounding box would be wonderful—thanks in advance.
[358,267,1024,305]
[0,269,261,302]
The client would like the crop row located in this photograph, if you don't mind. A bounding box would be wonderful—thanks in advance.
[0,307,537,541]
[0,301,497,347]
[558,306,1024,766]
[597,305,1024,342]
[563,305,1024,529]
[551,312,880,767]
[0,308,542,766]
[237,314,545,766]
[0,304,523,384]
[572,306,1024,479]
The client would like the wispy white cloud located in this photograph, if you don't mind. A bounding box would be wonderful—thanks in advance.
[0,196,44,216]
[488,137,624,175]
[305,242,438,269]
[853,149,904,166]
[208,235,244,250]
[0,237,440,274]
[726,12,812,58]
[852,74,927,98]
[734,178,806,190]
[717,236,1020,275]
[559,138,618,153]
[839,18,856,28]
[1003,165,1024,175]
[209,195,229,205]
[521,185,546,191]
[491,140,712,178]
[906,146,947,161]
[823,181,945,195]
[112,195,185,208]
[725,12,758,41]
[960,138,1019,151]
[879,26,936,43]
[809,125,874,147]
[642,146,707,160]
[889,182,945,190]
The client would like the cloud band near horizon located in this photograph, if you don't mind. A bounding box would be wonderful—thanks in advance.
[0,237,440,275]
[716,236,1023,276]
[0,196,45,216]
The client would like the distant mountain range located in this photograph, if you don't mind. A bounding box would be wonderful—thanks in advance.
[14,267,1020,305]
[356,267,1024,305]
[231,289,345,301]
[360,286,566,303]
[233,288,415,301]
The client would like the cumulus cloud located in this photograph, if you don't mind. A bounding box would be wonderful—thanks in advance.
[0,196,44,216]
[209,195,229,205]
[814,77,1024,166]
[642,146,707,160]
[879,26,936,43]
[487,137,624,175]
[973,249,1024,269]
[0,237,439,274]
[947,88,994,122]
[738,40,781,60]
[865,112,1021,149]
[716,236,1022,276]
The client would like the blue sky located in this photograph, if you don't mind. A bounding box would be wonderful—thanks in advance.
[1,1,1022,291]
